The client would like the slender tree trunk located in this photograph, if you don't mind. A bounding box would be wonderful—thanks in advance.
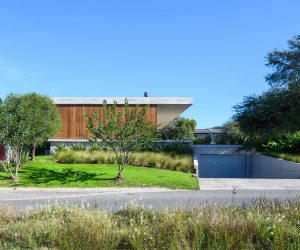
[13,165,19,182]
[117,164,125,179]
[13,150,20,182]
[31,144,36,161]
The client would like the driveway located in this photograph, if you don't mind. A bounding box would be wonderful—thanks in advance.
[0,187,300,212]
[199,178,300,190]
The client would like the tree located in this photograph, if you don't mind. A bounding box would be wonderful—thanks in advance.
[21,93,61,159]
[0,93,61,181]
[234,35,300,137]
[159,117,197,140]
[85,99,157,179]
[265,35,300,89]
[216,121,246,144]
[234,82,300,137]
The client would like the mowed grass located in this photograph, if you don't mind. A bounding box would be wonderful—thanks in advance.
[0,156,198,189]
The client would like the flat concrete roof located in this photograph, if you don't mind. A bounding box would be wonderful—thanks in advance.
[52,97,193,105]
[195,129,223,134]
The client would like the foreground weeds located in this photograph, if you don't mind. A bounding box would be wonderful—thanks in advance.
[0,201,300,249]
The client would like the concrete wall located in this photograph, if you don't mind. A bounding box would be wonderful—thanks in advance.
[49,139,91,154]
[194,145,300,179]
[252,154,300,179]
[198,154,249,178]
[193,145,251,155]
[49,139,192,155]
[193,145,253,178]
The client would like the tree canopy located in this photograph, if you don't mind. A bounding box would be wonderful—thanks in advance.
[85,99,157,179]
[265,35,300,89]
[0,93,61,180]
[234,35,300,137]
[159,117,197,140]
[21,93,61,158]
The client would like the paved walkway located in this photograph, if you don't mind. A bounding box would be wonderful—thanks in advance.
[0,187,300,212]
[199,178,300,190]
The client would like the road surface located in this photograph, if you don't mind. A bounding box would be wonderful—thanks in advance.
[0,188,300,212]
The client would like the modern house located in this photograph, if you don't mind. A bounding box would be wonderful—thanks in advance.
[49,97,193,152]
[0,145,6,161]
[194,128,224,139]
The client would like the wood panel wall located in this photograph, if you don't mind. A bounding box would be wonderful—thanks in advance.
[0,144,5,161]
[53,105,157,139]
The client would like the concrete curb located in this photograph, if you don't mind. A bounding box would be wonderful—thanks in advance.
[199,178,300,190]
[0,187,177,193]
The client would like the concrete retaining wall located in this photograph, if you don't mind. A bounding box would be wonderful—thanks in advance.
[194,145,300,179]
[49,139,91,154]
[193,145,252,177]
[49,139,193,155]
[252,154,300,179]
[193,145,249,155]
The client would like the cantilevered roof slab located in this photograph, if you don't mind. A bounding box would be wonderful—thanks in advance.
[52,97,193,128]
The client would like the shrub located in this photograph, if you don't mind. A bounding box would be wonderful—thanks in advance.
[56,143,69,152]
[1,201,300,249]
[55,141,193,155]
[70,143,86,151]
[53,150,194,173]
[259,131,300,154]
[87,142,104,152]
[193,136,212,144]
[143,141,193,155]
[263,152,300,163]
[20,148,30,165]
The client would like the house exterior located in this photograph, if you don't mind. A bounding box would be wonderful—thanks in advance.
[0,145,6,161]
[49,97,193,152]
[194,128,224,139]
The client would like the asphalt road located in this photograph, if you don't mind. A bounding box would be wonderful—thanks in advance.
[1,188,300,212]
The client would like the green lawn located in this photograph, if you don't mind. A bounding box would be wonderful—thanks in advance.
[0,156,198,189]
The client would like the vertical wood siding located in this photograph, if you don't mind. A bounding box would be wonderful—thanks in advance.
[0,144,5,161]
[53,105,157,139]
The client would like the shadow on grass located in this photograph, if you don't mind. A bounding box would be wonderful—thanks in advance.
[17,167,117,185]
[0,174,11,181]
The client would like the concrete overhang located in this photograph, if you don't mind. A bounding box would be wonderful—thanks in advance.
[52,97,193,128]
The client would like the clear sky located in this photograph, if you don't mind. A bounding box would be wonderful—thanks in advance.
[0,1,299,128]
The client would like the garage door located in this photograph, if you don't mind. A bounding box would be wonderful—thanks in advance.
[198,154,248,178]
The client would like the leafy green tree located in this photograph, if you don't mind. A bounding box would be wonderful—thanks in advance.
[234,84,300,136]
[159,117,197,140]
[265,35,300,89]
[0,93,61,181]
[213,121,246,145]
[85,99,157,179]
[234,35,300,138]
[21,93,61,159]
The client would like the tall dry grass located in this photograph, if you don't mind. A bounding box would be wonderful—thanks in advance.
[53,150,194,173]
[0,201,300,249]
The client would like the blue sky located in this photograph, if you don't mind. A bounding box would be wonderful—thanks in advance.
[0,1,299,128]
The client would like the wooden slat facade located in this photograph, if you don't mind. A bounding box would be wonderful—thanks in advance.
[53,105,157,139]
[0,145,6,161]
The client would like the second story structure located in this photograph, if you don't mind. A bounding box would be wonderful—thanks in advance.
[51,97,193,141]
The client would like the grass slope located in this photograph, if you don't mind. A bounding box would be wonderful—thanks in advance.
[0,156,198,189]
[262,152,300,163]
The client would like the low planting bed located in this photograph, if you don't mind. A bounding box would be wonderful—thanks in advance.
[262,152,300,163]
[0,156,198,190]
[1,201,300,249]
[54,150,194,173]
